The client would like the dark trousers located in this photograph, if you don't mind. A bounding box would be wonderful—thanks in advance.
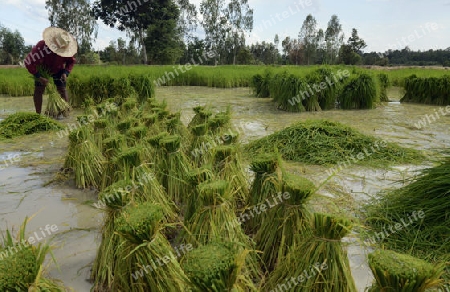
[33,73,68,114]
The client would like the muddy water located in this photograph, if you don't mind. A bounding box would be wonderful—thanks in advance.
[1,87,449,291]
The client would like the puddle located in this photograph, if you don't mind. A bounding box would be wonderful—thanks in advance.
[2,87,449,291]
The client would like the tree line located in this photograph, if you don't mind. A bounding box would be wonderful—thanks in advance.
[0,0,449,66]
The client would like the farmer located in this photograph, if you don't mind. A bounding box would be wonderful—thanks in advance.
[24,27,77,114]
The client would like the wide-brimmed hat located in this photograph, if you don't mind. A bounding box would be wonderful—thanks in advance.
[43,27,78,57]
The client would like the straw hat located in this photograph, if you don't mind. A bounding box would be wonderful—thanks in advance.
[43,27,78,57]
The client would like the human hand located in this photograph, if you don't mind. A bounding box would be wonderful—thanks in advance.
[39,77,49,86]
[61,73,67,82]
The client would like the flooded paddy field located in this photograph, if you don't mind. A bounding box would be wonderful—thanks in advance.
[1,87,449,291]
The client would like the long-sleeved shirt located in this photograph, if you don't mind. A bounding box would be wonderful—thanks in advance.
[24,40,76,78]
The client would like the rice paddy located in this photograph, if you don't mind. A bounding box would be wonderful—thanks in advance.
[1,65,449,291]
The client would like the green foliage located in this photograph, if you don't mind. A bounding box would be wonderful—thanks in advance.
[0,112,63,139]
[339,73,377,109]
[401,74,450,105]
[251,71,272,98]
[245,120,423,166]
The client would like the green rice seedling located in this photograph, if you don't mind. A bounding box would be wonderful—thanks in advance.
[112,77,136,105]
[251,70,272,98]
[255,172,315,271]
[189,123,217,167]
[0,112,63,139]
[129,74,155,105]
[245,152,283,233]
[166,112,192,151]
[44,83,71,118]
[65,126,105,189]
[102,133,127,159]
[0,218,65,291]
[269,72,306,112]
[222,131,239,145]
[245,120,424,166]
[265,212,357,292]
[158,134,191,204]
[182,180,250,246]
[212,145,249,208]
[117,117,138,133]
[401,75,450,105]
[113,202,190,291]
[127,125,148,140]
[367,249,444,292]
[207,107,231,135]
[339,73,377,109]
[365,157,450,261]
[141,113,157,126]
[378,73,390,102]
[184,166,215,222]
[188,105,213,128]
[121,97,138,112]
[181,241,258,292]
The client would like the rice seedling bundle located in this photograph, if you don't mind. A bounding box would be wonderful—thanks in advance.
[0,218,65,291]
[158,134,191,204]
[212,145,249,207]
[102,133,127,159]
[245,120,423,166]
[129,74,155,105]
[188,105,213,129]
[121,97,138,112]
[251,70,272,98]
[245,152,283,233]
[44,83,71,118]
[112,77,136,103]
[312,68,344,110]
[401,74,450,105]
[265,212,357,292]
[165,112,192,150]
[117,117,138,133]
[255,172,315,271]
[367,249,444,292]
[127,125,148,140]
[141,113,157,127]
[189,123,216,167]
[113,202,190,291]
[365,157,450,260]
[181,242,258,292]
[338,73,377,109]
[0,112,63,139]
[183,180,249,245]
[184,166,215,222]
[207,108,231,135]
[378,73,390,102]
[269,72,306,112]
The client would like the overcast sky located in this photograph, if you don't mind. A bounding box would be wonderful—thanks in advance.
[1,0,449,53]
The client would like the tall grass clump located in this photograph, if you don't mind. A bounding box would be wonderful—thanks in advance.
[254,172,315,271]
[181,242,258,291]
[365,157,450,261]
[378,73,390,102]
[251,70,272,98]
[269,72,306,112]
[112,202,190,291]
[367,249,444,292]
[0,218,65,291]
[339,73,377,109]
[265,213,357,292]
[245,120,423,166]
[401,74,450,105]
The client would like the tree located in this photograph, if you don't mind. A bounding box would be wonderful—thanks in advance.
[45,0,98,53]
[325,15,343,64]
[348,28,367,54]
[298,14,318,65]
[200,0,227,64]
[224,0,253,65]
[0,24,25,65]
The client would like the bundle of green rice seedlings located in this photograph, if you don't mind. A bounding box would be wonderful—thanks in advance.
[378,73,390,102]
[189,123,216,167]
[207,107,231,135]
[117,117,138,133]
[166,112,192,150]
[251,71,272,98]
[44,83,71,118]
[91,179,134,290]
[365,157,450,260]
[222,131,239,145]
[181,241,258,292]
[121,97,138,112]
[113,202,190,291]
[141,113,158,127]
[339,73,377,109]
[110,146,143,181]
[158,134,191,204]
[310,68,344,110]
[101,133,127,159]
[367,249,444,292]
[0,218,65,291]
[64,126,105,189]
[255,173,315,271]
[265,212,356,291]
[212,145,249,208]
[0,112,63,139]
[245,152,283,233]
[127,125,148,140]
[188,105,213,128]
[112,77,136,104]
[129,74,155,105]
[184,166,215,222]
[270,72,306,112]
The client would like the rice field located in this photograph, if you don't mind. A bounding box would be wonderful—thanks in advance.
[0,65,449,291]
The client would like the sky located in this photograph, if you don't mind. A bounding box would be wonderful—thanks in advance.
[0,0,449,53]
